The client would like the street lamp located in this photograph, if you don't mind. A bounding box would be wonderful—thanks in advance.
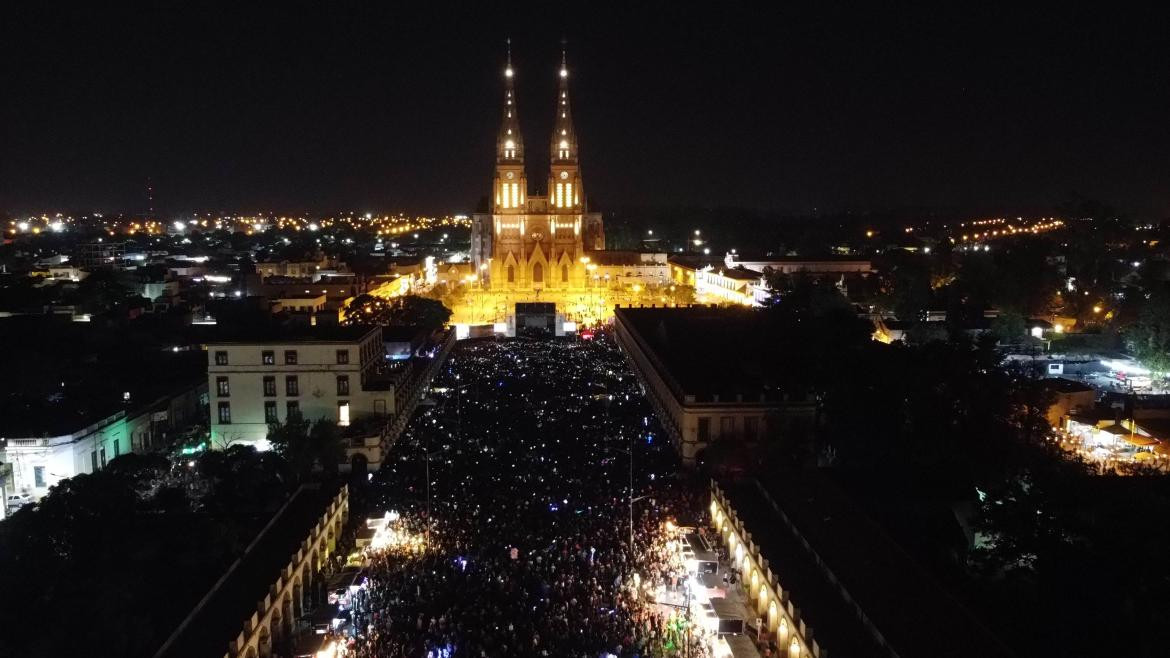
[606,442,640,546]
[583,262,599,323]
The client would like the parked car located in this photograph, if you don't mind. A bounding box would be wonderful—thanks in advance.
[6,492,33,512]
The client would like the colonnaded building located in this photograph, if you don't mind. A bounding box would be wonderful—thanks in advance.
[470,48,605,307]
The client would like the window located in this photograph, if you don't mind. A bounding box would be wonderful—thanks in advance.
[34,466,45,488]
[507,265,515,283]
[286,400,300,418]
[284,350,298,365]
[265,401,279,423]
[720,416,735,437]
[113,439,120,458]
[745,417,760,439]
[214,350,228,365]
[100,447,107,468]
[218,401,232,424]
[262,350,275,365]
[216,376,230,397]
[697,417,711,442]
[338,401,350,426]
[336,349,349,364]
[285,376,299,396]
[263,376,276,397]
[337,375,350,396]
[91,451,98,473]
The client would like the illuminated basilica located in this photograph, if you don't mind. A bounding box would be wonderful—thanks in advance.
[470,47,605,297]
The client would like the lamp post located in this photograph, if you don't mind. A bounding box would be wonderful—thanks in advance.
[607,445,640,546]
[478,263,488,322]
[587,264,598,322]
[606,437,645,547]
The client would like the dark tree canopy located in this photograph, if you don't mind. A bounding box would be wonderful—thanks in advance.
[0,448,292,657]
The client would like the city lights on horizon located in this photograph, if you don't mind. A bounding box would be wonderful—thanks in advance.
[4,212,472,238]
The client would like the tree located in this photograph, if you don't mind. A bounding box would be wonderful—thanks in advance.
[428,283,465,312]
[388,295,452,331]
[667,283,695,306]
[1126,284,1170,373]
[309,418,346,476]
[991,310,1027,342]
[266,415,346,482]
[266,413,314,481]
[196,444,287,512]
[765,270,854,320]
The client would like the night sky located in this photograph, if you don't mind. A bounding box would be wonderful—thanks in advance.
[3,4,1169,217]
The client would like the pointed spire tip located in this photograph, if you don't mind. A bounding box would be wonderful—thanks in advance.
[505,37,514,77]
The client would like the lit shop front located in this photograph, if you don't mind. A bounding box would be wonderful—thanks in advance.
[1064,418,1166,465]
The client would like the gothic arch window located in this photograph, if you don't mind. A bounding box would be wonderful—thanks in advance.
[533,263,543,283]
[561,264,569,282]
[507,265,515,283]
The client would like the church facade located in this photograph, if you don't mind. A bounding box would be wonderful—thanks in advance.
[470,49,604,295]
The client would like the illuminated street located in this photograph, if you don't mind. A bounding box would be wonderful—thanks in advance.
[344,334,706,657]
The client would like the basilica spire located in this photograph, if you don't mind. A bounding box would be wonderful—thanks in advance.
[550,41,576,164]
[549,40,582,211]
[493,38,526,214]
[497,38,523,164]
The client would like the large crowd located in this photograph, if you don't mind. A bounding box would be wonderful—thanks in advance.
[339,332,708,657]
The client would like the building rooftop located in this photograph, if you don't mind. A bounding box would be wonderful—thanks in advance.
[724,474,1013,658]
[718,266,763,281]
[667,254,716,270]
[155,483,342,658]
[0,317,207,438]
[584,249,665,266]
[203,323,377,345]
[1137,418,1170,441]
[615,306,801,404]
[273,294,327,301]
